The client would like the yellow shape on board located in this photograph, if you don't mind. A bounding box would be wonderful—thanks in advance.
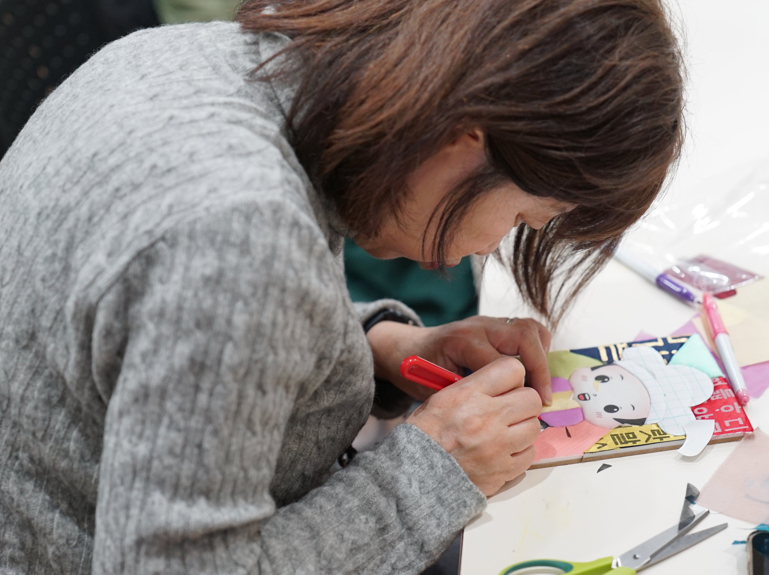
[540,390,580,414]
[585,424,685,453]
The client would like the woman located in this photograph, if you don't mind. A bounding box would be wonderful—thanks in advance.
[0,0,683,572]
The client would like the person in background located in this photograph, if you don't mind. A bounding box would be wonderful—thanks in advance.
[0,0,684,574]
[152,0,241,25]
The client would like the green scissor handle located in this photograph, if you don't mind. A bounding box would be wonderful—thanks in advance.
[498,556,636,575]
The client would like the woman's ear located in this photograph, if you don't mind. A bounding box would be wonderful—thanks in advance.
[467,128,484,145]
[450,128,485,150]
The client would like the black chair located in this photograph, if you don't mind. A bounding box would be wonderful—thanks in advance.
[0,0,158,158]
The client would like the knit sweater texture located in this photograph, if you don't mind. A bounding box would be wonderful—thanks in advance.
[0,21,486,575]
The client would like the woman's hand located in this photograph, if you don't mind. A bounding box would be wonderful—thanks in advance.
[406,356,542,496]
[366,315,553,405]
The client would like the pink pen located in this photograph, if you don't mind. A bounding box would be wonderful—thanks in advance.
[702,292,750,405]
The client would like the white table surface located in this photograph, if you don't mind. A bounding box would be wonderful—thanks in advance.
[464,0,769,573]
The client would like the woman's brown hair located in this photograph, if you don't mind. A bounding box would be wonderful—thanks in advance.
[237,0,685,325]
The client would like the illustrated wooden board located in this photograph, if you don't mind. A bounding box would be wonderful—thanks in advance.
[531,334,754,469]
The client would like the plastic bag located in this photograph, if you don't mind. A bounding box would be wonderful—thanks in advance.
[621,157,769,288]
[667,254,760,295]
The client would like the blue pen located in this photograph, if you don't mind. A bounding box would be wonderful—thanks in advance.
[614,246,702,306]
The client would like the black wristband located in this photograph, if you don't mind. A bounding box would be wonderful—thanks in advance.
[362,308,416,333]
[363,308,418,421]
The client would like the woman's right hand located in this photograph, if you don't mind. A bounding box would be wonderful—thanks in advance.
[406,356,542,497]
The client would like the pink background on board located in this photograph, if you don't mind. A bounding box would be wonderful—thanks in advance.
[670,318,701,338]
[632,331,656,342]
[533,421,608,463]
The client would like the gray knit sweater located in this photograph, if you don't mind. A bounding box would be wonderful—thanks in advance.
[0,22,486,575]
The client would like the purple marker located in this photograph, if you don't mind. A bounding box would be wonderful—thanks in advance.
[614,247,702,306]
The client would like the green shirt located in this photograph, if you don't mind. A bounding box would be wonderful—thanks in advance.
[344,238,478,327]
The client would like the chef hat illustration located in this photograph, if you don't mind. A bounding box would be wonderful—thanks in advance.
[618,346,714,436]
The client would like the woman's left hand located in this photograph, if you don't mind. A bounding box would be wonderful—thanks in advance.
[366,315,553,406]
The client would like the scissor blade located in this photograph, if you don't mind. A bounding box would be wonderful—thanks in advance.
[639,523,728,571]
[613,509,710,570]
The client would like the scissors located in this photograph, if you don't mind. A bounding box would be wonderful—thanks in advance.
[498,509,727,574]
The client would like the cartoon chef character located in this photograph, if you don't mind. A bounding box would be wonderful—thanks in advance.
[569,346,713,435]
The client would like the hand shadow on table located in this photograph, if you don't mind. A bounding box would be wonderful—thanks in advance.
[470,468,554,530]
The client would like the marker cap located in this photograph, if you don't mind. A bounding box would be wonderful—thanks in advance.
[702,292,728,337]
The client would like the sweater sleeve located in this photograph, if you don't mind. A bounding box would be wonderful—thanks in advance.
[259,424,487,574]
[91,204,486,575]
[352,300,424,420]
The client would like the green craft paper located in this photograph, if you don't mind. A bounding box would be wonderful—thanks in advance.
[669,333,724,379]
[547,350,603,380]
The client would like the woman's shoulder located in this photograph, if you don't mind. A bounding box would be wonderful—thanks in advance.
[3,18,325,249]
[48,21,273,118]
[94,21,251,72]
